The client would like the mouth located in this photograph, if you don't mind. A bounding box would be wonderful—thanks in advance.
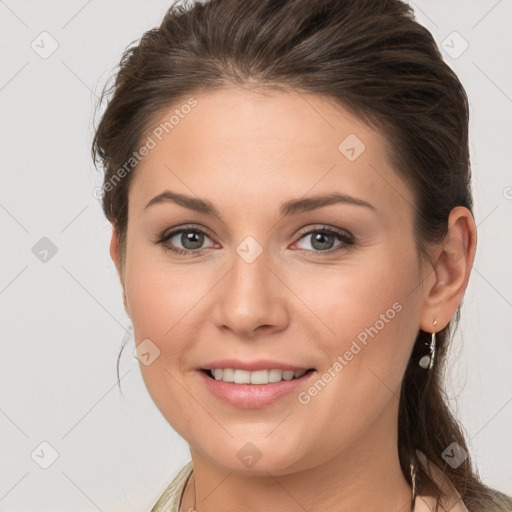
[197,366,318,408]
[200,367,316,384]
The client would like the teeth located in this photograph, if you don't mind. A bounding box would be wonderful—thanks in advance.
[250,370,268,384]
[222,368,235,382]
[209,368,308,384]
[234,369,251,384]
[269,369,283,382]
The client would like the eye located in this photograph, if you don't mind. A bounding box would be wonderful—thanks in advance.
[154,224,355,256]
[292,225,354,254]
[154,225,216,255]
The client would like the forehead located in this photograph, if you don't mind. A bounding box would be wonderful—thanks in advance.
[129,86,414,220]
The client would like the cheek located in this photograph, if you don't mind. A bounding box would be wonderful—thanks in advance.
[297,249,421,398]
[291,267,420,455]
[123,250,209,434]
[294,248,418,343]
[123,234,205,342]
[123,227,421,428]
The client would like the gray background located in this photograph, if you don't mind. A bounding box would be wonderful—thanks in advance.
[1,0,511,510]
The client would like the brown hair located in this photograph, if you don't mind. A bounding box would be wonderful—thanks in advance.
[91,0,512,510]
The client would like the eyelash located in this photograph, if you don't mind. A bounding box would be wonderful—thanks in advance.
[153,224,355,257]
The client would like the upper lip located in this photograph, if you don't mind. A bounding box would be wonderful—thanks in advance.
[199,359,314,372]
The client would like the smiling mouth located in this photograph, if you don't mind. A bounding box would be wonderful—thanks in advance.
[200,368,316,385]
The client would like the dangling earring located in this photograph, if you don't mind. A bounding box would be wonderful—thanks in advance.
[409,459,417,510]
[419,319,437,370]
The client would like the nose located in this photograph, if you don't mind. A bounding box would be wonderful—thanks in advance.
[214,244,289,339]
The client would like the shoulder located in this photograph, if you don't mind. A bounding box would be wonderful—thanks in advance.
[150,460,194,512]
[414,450,469,512]
[152,456,473,512]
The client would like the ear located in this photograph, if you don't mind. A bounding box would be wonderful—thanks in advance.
[109,226,131,318]
[419,206,477,332]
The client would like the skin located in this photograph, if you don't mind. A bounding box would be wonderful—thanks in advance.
[110,86,477,512]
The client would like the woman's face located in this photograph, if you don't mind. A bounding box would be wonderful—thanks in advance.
[116,86,434,474]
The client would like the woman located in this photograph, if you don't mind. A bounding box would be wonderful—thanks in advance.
[91,0,512,510]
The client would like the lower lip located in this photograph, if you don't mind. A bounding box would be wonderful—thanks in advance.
[196,370,317,409]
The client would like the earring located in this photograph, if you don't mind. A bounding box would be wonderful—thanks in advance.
[410,459,417,510]
[419,319,437,370]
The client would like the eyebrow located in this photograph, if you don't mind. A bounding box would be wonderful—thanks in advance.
[144,190,376,218]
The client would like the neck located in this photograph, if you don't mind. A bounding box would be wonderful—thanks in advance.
[181,401,412,512]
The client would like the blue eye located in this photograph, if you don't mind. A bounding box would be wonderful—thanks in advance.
[156,225,216,255]
[293,226,354,253]
[154,224,354,256]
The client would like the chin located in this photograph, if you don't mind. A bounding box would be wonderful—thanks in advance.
[196,436,313,476]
